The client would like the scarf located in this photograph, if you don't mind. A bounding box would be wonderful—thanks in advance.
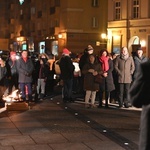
[121,53,129,60]
[99,56,109,72]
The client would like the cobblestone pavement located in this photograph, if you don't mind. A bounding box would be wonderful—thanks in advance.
[0,94,141,150]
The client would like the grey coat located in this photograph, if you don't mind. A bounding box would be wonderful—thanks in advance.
[16,58,34,83]
[114,55,135,83]
[129,60,150,150]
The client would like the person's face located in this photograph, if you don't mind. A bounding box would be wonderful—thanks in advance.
[22,51,28,58]
[121,47,128,55]
[10,54,16,61]
[89,55,95,63]
[137,50,143,57]
[88,50,93,55]
[102,51,107,57]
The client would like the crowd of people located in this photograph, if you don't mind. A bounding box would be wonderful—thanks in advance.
[58,45,149,109]
[0,46,148,108]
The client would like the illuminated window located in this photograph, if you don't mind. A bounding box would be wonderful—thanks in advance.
[133,0,139,19]
[114,1,121,20]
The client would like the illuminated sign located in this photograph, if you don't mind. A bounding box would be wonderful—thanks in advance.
[19,0,24,5]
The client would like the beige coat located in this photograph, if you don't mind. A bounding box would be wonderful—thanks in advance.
[114,55,135,83]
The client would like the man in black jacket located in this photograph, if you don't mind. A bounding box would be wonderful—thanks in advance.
[129,60,150,150]
[59,48,74,102]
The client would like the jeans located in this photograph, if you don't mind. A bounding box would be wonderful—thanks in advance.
[63,78,73,100]
[19,83,32,101]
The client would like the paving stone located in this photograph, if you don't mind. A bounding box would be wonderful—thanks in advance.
[0,146,14,150]
[84,141,125,150]
[0,128,21,136]
[14,145,52,150]
[50,142,91,150]
[0,135,35,146]
[30,133,68,144]
[62,132,101,142]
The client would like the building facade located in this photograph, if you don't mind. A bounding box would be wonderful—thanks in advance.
[108,0,150,57]
[0,0,108,56]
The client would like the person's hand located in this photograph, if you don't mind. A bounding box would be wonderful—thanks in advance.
[88,69,94,73]
[103,72,108,77]
[93,71,98,76]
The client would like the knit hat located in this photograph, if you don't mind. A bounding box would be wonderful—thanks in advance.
[62,48,71,55]
[10,51,16,56]
[136,47,143,51]
[87,45,94,51]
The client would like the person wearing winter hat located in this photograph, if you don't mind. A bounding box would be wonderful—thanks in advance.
[87,45,94,54]
[59,48,75,102]
[133,47,148,81]
[62,48,71,55]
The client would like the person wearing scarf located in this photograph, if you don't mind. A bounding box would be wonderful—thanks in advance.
[98,49,115,108]
[16,50,34,102]
[114,47,135,108]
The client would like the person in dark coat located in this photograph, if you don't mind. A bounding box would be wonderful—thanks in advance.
[59,48,75,102]
[133,47,148,81]
[82,54,102,108]
[129,60,150,150]
[79,45,95,95]
[35,56,50,100]
[98,49,115,108]
[6,51,18,94]
[16,50,34,102]
[0,57,7,99]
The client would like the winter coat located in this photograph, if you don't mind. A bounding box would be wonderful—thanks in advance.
[82,62,102,91]
[0,66,7,85]
[6,59,18,76]
[59,55,75,80]
[133,55,148,80]
[114,55,135,83]
[16,57,34,83]
[34,60,50,81]
[99,59,115,92]
[129,60,150,150]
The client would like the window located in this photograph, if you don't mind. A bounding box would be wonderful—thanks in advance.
[92,17,98,28]
[31,7,35,15]
[133,0,139,19]
[92,0,99,7]
[50,7,55,15]
[114,1,121,20]
[55,0,60,6]
[37,11,42,18]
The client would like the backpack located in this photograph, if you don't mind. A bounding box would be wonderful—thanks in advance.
[54,60,61,75]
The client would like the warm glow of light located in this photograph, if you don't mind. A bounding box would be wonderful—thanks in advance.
[140,40,146,47]
[114,35,120,40]
[58,34,63,39]
[101,33,107,39]
[3,90,21,102]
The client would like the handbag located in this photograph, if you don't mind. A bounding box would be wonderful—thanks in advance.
[94,74,102,84]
